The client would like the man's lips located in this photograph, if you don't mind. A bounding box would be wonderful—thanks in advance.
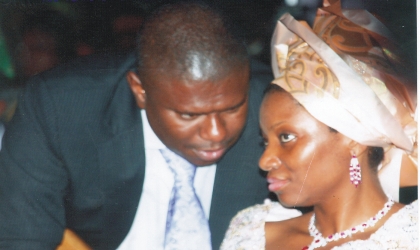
[267,177,290,192]
[193,148,226,162]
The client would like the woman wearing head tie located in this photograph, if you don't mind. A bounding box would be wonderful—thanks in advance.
[220,1,418,249]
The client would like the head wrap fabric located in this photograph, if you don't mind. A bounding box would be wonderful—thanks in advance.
[270,1,417,200]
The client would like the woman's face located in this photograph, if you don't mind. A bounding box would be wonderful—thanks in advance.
[259,90,351,207]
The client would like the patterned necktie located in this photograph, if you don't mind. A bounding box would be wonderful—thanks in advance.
[159,148,212,250]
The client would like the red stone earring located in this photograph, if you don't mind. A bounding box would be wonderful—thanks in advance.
[349,155,361,187]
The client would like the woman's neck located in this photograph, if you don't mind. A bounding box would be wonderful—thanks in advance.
[311,179,388,237]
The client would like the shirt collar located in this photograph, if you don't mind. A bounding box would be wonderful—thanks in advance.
[141,110,166,150]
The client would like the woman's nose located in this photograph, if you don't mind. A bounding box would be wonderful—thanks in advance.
[259,145,282,171]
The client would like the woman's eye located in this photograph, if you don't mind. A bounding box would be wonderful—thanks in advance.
[260,139,268,147]
[280,134,296,143]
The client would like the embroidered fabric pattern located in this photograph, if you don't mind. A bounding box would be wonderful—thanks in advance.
[220,200,417,250]
[274,40,341,99]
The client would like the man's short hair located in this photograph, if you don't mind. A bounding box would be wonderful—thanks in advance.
[136,2,249,81]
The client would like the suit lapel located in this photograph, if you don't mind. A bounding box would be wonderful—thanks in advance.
[96,124,145,249]
[208,75,271,248]
[209,121,268,249]
[95,69,146,249]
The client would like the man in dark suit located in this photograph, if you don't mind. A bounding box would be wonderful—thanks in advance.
[0,3,278,249]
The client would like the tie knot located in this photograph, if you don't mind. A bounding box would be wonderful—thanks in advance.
[160,148,196,183]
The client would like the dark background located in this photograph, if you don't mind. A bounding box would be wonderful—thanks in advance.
[0,0,416,80]
[0,0,416,120]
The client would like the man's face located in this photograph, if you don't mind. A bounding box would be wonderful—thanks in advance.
[128,66,250,166]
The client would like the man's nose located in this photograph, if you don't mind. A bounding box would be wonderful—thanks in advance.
[200,114,227,143]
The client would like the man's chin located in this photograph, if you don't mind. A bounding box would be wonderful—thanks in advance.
[191,147,227,166]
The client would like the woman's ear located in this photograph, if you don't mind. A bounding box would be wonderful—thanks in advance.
[348,140,368,157]
[126,71,146,109]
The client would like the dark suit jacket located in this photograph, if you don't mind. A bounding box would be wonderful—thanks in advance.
[0,53,272,249]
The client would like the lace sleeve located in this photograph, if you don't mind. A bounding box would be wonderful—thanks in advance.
[220,202,271,250]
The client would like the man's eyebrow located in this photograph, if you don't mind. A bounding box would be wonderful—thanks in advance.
[172,96,247,115]
[227,96,247,110]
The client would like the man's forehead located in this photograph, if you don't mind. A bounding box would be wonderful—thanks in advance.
[141,59,249,86]
[140,37,249,75]
[141,65,249,101]
[162,77,249,114]
[185,52,215,81]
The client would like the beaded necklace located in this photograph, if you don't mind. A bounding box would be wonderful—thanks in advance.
[303,197,394,250]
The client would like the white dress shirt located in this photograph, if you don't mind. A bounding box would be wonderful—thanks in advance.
[0,122,4,151]
[117,110,216,250]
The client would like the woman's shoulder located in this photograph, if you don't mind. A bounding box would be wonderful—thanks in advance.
[220,200,302,250]
[403,199,418,213]
[220,201,272,250]
[228,199,302,226]
[386,199,418,229]
[225,200,275,233]
[386,200,418,228]
[333,200,418,250]
[368,200,417,245]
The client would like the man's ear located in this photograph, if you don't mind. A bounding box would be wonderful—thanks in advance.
[126,71,146,109]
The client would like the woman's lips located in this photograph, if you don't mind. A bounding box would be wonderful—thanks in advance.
[267,177,289,192]
[193,148,226,162]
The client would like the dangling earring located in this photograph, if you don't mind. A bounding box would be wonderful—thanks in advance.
[349,155,361,187]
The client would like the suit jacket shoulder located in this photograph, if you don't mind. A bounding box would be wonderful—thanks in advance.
[0,52,146,249]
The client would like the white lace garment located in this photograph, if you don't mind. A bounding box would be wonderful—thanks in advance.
[220,200,418,250]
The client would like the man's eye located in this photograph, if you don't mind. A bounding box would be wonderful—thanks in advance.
[180,113,197,119]
[225,105,240,113]
[280,134,295,143]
